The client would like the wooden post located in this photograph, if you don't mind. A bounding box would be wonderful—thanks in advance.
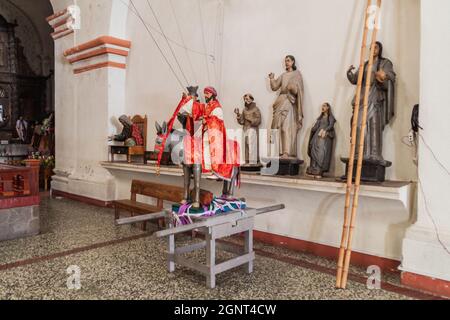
[336,0,372,288]
[340,0,383,289]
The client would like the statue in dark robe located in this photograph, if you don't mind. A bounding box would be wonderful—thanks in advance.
[307,103,336,178]
[347,41,396,162]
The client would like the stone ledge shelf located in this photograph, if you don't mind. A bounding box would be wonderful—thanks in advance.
[100,161,414,207]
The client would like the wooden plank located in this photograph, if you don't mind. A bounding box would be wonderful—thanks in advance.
[214,252,256,275]
[115,210,168,225]
[168,254,210,275]
[113,199,160,213]
[174,241,207,255]
[212,218,254,239]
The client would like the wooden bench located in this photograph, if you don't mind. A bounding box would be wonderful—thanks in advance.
[113,180,213,231]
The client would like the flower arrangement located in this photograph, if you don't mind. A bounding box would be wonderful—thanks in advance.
[28,152,55,169]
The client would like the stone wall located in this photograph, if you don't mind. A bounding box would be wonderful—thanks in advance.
[0,205,39,241]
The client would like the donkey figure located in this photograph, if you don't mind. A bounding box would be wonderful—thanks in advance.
[155,119,240,209]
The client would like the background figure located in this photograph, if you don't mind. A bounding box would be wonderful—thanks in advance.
[16,116,27,143]
[307,103,336,178]
[234,94,261,165]
[38,113,54,155]
[269,55,304,159]
[347,41,396,162]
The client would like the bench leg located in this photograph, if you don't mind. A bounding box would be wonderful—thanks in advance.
[206,230,216,289]
[111,153,115,162]
[127,154,132,163]
[114,207,120,220]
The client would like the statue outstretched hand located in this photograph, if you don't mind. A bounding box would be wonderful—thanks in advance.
[269,73,275,80]
[347,65,356,74]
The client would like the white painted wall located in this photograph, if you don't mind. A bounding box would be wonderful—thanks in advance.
[50,0,425,261]
[400,0,450,282]
[125,0,420,181]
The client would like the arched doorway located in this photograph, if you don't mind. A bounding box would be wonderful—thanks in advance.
[0,0,54,155]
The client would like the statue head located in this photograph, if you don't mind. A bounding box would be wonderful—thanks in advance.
[243,94,254,107]
[285,55,297,71]
[118,115,132,128]
[155,120,168,145]
[186,86,199,98]
[374,41,383,59]
[204,87,217,103]
[321,102,331,115]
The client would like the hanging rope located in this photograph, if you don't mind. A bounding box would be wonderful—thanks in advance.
[145,0,190,86]
[169,0,199,85]
[211,2,221,88]
[129,0,186,91]
[120,0,215,59]
[197,0,212,84]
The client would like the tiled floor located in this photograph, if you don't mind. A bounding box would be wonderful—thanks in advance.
[0,196,435,300]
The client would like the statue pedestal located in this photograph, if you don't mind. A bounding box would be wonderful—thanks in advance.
[340,157,392,183]
[261,158,304,176]
[240,163,263,173]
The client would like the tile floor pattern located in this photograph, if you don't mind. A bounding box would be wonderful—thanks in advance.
[0,196,416,300]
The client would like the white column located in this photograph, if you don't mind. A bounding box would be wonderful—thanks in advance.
[400,0,450,281]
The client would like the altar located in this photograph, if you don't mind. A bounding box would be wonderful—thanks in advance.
[0,160,40,241]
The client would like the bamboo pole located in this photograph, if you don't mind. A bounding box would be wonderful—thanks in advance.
[340,0,382,289]
[336,0,372,289]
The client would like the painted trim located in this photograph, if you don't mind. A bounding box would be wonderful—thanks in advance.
[46,9,68,22]
[253,230,401,273]
[51,17,71,29]
[401,271,450,299]
[53,29,74,40]
[68,47,129,64]
[64,36,132,57]
[51,26,71,37]
[73,61,126,74]
[51,190,113,208]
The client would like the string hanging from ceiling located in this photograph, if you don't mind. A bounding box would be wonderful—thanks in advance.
[145,0,190,86]
[129,0,186,91]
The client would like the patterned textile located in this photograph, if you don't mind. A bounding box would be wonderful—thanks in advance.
[171,197,247,227]
[131,124,144,146]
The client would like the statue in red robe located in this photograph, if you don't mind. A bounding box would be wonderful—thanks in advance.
[179,87,237,181]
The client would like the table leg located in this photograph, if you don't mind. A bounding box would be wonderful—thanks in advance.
[206,229,216,289]
[168,221,176,273]
[244,229,254,274]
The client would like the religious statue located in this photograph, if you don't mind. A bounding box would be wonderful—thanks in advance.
[155,86,240,209]
[306,103,336,178]
[31,114,54,155]
[346,41,396,162]
[269,55,304,159]
[110,115,144,147]
[234,94,262,169]
[16,116,27,143]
